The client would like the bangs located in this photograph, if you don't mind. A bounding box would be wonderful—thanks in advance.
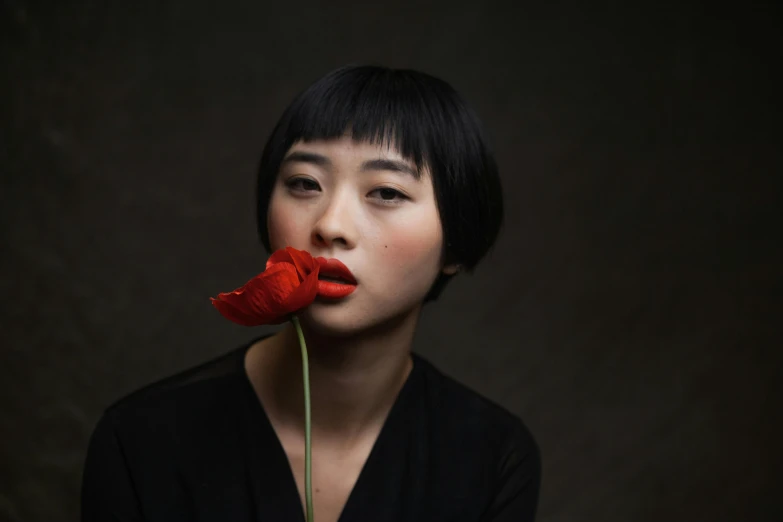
[279,66,441,173]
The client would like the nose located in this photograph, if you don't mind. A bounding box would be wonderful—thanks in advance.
[311,189,357,250]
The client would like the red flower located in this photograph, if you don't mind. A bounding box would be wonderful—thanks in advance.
[210,247,320,326]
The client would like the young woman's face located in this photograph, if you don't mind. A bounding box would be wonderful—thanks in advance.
[267,136,455,336]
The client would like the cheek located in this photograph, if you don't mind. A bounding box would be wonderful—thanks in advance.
[379,214,444,280]
[267,191,302,251]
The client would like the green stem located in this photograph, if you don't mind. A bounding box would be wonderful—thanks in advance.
[291,315,314,522]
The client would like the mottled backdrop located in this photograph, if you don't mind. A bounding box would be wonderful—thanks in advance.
[1,1,780,521]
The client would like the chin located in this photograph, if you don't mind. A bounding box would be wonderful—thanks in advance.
[298,296,419,339]
[297,301,367,338]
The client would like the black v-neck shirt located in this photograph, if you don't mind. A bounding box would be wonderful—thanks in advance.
[81,335,541,521]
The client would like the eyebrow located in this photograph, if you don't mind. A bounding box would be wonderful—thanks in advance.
[282,151,421,181]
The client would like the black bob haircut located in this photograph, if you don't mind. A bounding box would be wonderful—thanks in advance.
[256,64,504,303]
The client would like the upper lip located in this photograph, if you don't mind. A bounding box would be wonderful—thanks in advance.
[316,257,358,284]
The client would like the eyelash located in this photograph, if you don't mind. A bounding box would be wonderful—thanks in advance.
[284,177,409,205]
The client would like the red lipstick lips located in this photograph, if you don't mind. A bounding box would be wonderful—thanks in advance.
[315,257,357,299]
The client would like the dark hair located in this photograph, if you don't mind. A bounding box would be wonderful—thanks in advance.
[256,64,504,303]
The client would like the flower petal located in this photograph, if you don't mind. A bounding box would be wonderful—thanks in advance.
[242,265,300,317]
[213,247,321,326]
[281,266,320,313]
[211,264,298,324]
[286,247,318,281]
[210,297,265,326]
[266,247,294,270]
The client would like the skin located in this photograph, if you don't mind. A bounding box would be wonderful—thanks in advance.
[244,135,459,520]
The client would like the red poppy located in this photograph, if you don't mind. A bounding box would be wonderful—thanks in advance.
[210,247,320,326]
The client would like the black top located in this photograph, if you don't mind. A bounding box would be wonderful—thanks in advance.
[81,335,541,521]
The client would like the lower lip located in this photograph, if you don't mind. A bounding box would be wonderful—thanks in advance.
[317,279,357,299]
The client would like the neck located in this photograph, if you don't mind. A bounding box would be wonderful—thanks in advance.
[251,309,420,448]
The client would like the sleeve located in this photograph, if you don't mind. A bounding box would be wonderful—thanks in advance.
[81,409,146,522]
[480,422,542,522]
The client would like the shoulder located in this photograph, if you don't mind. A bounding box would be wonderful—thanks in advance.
[409,353,542,517]
[83,339,265,514]
[412,353,541,472]
[413,352,539,450]
[97,339,257,442]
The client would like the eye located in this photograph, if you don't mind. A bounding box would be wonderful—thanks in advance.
[285,177,321,192]
[368,187,409,205]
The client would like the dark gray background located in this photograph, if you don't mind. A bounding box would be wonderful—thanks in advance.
[2,1,781,521]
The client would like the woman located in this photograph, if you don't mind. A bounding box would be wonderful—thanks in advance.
[81,64,541,522]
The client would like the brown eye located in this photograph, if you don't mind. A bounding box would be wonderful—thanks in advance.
[379,189,400,200]
[368,187,408,205]
[285,177,320,192]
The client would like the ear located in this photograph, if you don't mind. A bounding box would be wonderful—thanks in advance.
[442,263,461,275]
